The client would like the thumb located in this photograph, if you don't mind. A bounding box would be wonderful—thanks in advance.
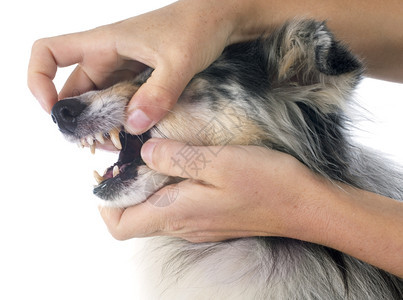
[141,138,220,181]
[125,66,193,134]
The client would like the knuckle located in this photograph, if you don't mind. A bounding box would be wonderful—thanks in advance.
[32,38,47,50]
[108,227,130,241]
[30,39,49,59]
[146,80,181,109]
[137,82,179,122]
[31,37,54,54]
[103,218,131,241]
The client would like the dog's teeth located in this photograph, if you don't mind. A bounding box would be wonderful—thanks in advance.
[80,138,87,147]
[93,170,104,184]
[113,165,120,177]
[86,136,94,146]
[109,129,122,150]
[95,132,105,144]
[90,142,96,155]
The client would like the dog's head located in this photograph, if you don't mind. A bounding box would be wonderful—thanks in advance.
[51,20,364,208]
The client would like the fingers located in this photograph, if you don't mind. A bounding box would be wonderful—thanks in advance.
[28,34,87,113]
[98,202,164,241]
[141,138,223,181]
[99,200,261,243]
[125,65,194,134]
[27,69,58,114]
[98,182,191,240]
[58,65,97,100]
[28,39,59,113]
[98,182,211,241]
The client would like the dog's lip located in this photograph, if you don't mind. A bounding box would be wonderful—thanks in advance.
[93,141,121,152]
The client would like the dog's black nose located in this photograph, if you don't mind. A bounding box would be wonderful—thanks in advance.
[51,98,87,134]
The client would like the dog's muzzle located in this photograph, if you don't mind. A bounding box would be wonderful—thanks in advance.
[51,98,151,201]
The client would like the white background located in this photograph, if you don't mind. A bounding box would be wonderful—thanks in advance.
[0,1,402,299]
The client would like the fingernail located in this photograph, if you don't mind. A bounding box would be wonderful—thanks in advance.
[127,109,153,134]
[38,97,52,114]
[141,140,158,165]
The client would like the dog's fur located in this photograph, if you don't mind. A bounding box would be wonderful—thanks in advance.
[51,20,403,299]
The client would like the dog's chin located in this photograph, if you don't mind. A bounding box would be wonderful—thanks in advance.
[92,131,152,205]
[95,164,173,208]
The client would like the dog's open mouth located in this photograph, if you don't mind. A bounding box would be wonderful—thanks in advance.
[87,130,151,199]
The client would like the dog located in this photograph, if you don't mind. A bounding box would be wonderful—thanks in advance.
[51,20,403,299]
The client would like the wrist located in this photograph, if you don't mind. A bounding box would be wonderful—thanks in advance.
[251,151,331,240]
[224,0,307,44]
[273,165,339,242]
[224,0,276,43]
[177,0,278,45]
[287,176,403,276]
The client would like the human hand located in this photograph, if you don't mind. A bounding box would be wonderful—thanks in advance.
[27,0,242,134]
[99,138,324,243]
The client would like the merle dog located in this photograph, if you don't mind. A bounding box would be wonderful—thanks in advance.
[51,20,403,299]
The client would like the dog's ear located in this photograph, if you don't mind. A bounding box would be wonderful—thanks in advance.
[313,25,362,76]
[266,20,364,87]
